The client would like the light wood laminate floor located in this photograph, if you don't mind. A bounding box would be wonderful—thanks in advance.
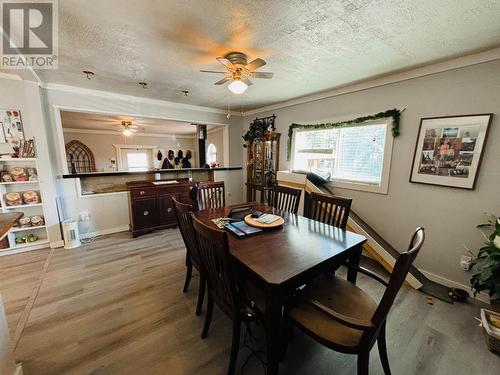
[1,229,499,374]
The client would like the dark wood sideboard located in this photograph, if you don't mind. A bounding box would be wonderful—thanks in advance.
[127,179,195,237]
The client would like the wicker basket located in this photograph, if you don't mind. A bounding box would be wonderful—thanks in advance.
[481,309,500,354]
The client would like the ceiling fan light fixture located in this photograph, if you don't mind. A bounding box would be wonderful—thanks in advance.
[228,79,248,95]
[122,129,132,136]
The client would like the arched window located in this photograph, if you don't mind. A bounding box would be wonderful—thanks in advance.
[65,140,96,173]
[206,143,217,165]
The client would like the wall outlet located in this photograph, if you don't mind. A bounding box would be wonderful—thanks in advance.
[460,255,472,271]
[79,211,91,222]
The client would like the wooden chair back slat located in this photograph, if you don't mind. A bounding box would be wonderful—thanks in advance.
[267,185,302,214]
[308,192,352,230]
[246,183,258,202]
[172,198,200,266]
[191,215,238,318]
[372,228,425,325]
[197,181,226,210]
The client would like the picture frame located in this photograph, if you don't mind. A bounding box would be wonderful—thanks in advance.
[0,109,25,145]
[409,114,493,190]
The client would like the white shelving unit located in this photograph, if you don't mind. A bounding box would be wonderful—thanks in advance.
[0,158,49,256]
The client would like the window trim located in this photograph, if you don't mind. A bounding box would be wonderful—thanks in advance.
[291,118,394,194]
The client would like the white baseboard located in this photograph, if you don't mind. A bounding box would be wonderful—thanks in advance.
[50,240,64,249]
[80,225,129,239]
[420,269,490,304]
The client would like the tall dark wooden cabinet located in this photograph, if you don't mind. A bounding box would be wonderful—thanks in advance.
[127,180,194,237]
[245,131,280,202]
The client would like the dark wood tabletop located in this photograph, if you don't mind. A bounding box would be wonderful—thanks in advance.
[0,212,23,239]
[194,204,366,285]
[194,203,367,375]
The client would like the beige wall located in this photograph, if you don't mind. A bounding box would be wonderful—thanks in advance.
[63,131,198,171]
[244,59,500,289]
[205,128,225,166]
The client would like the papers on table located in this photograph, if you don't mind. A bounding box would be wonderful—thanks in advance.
[212,217,235,229]
[254,214,281,225]
[152,180,178,185]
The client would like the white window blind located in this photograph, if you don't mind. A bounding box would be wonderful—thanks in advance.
[293,123,388,186]
[122,149,151,171]
[336,125,387,184]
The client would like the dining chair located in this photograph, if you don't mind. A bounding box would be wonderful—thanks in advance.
[246,182,264,203]
[285,227,425,375]
[266,185,302,214]
[172,197,205,316]
[307,191,352,230]
[197,181,225,210]
[191,215,262,375]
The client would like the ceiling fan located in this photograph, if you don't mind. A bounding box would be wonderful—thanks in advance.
[120,121,142,136]
[200,52,273,94]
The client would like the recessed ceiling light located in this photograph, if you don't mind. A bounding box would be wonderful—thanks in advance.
[82,70,94,80]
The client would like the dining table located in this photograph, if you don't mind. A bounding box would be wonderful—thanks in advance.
[193,203,367,375]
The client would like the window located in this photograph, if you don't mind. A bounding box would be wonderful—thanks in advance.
[118,148,152,171]
[126,152,149,171]
[206,143,217,164]
[65,140,96,173]
[292,120,393,193]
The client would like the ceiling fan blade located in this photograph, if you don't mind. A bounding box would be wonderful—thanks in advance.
[216,57,236,70]
[242,78,253,86]
[214,77,231,85]
[245,58,266,71]
[251,71,273,79]
[200,70,227,74]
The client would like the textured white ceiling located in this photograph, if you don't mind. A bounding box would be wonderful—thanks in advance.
[25,0,500,109]
[60,111,216,134]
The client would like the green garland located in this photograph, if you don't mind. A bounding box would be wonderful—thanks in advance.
[286,108,401,160]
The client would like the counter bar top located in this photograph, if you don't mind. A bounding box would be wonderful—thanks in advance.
[62,166,243,179]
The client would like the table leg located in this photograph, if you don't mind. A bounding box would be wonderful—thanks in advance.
[347,243,362,284]
[265,286,283,375]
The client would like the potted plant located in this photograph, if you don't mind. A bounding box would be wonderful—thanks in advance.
[470,213,500,308]
[242,119,268,147]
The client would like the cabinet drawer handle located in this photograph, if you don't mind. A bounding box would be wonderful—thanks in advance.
[143,210,149,216]
[139,190,145,195]
[167,208,172,213]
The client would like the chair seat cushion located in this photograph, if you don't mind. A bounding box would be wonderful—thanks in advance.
[290,276,377,348]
